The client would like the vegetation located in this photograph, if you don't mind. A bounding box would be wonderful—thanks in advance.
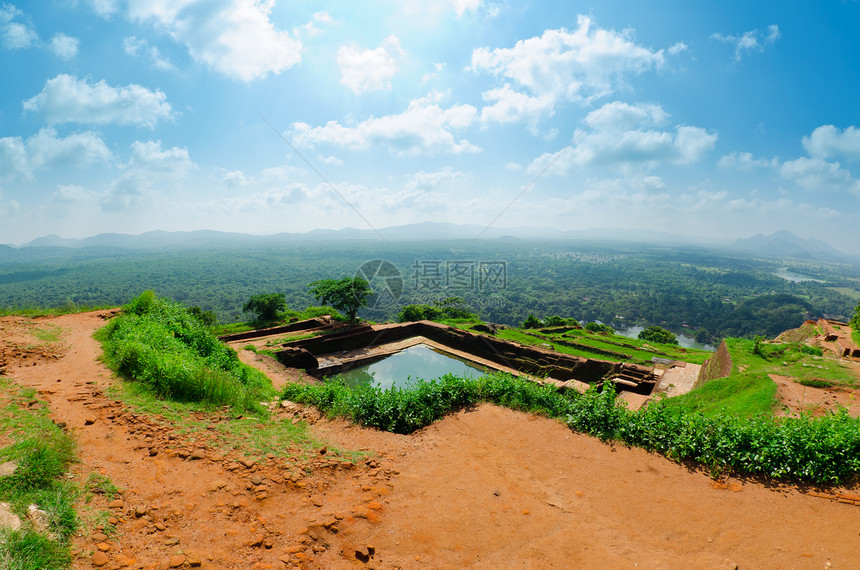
[638,325,678,346]
[242,293,287,324]
[851,302,860,332]
[308,277,372,323]
[0,378,77,570]
[397,297,478,323]
[97,291,275,412]
[282,372,860,484]
[2,240,857,339]
[584,322,613,334]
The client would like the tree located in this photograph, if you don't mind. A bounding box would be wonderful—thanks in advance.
[189,306,217,327]
[638,325,678,345]
[851,303,860,333]
[521,314,543,329]
[308,277,372,323]
[242,293,286,323]
[584,321,614,334]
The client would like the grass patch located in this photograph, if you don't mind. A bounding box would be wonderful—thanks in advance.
[661,373,777,417]
[283,372,860,485]
[97,291,277,412]
[105,382,362,468]
[0,377,77,570]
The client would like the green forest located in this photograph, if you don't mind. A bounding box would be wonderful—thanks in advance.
[1,239,859,342]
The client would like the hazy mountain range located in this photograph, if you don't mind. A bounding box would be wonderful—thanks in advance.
[2,224,853,262]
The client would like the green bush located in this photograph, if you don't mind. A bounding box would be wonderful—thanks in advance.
[98,291,274,411]
[282,373,860,485]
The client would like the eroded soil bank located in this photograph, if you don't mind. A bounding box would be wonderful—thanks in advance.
[2,311,860,569]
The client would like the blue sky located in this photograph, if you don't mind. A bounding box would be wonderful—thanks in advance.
[1,1,860,251]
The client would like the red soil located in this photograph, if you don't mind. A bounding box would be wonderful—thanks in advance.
[1,311,859,569]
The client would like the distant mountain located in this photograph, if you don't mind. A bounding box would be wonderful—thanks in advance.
[17,223,716,250]
[730,230,848,260]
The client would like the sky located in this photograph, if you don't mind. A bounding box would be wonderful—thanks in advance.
[1,1,860,251]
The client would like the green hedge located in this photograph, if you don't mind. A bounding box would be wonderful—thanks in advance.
[282,373,860,485]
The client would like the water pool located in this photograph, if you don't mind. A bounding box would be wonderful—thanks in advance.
[327,343,488,389]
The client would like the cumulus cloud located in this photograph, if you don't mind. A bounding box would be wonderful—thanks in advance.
[123,36,175,71]
[290,92,480,156]
[0,136,30,181]
[711,24,780,61]
[0,190,21,216]
[780,156,860,195]
[527,101,717,174]
[802,125,860,160]
[0,4,38,50]
[338,36,403,94]
[49,33,79,59]
[0,129,112,182]
[101,140,196,211]
[109,0,302,81]
[470,16,668,126]
[23,74,173,127]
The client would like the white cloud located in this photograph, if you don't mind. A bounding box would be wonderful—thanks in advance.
[123,36,175,71]
[0,190,21,216]
[26,128,113,170]
[780,156,860,195]
[297,11,332,37]
[101,140,196,211]
[0,129,112,182]
[528,101,716,174]
[338,36,403,94]
[318,155,344,167]
[87,0,119,17]
[23,74,173,127]
[718,151,776,170]
[49,33,79,59]
[450,0,482,16]
[120,0,302,81]
[667,42,688,56]
[291,93,480,156]
[52,184,96,204]
[0,136,30,181]
[0,4,38,50]
[712,24,780,61]
[802,125,860,160]
[404,167,467,192]
[471,16,666,125]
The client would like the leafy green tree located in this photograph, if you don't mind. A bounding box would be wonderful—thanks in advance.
[189,305,218,327]
[308,277,372,323]
[242,293,286,323]
[521,314,543,329]
[397,304,443,322]
[638,325,678,345]
[851,303,860,332]
[584,321,614,334]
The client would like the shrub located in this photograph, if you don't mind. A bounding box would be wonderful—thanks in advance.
[638,325,678,345]
[98,292,273,411]
[282,372,860,485]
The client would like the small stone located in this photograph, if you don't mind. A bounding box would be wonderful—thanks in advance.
[134,505,148,518]
[149,448,158,457]
[154,522,167,531]
[251,474,263,486]
[92,551,110,566]
[84,416,97,425]
[164,536,180,546]
[186,551,203,567]
[91,532,108,542]
[108,499,124,509]
[188,449,206,460]
[107,516,119,525]
[0,461,17,477]
[168,554,187,568]
[245,534,265,547]
[240,458,256,468]
[0,502,21,532]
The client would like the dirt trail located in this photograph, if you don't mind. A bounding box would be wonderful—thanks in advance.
[2,311,860,569]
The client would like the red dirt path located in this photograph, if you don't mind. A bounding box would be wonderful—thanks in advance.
[2,311,860,569]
